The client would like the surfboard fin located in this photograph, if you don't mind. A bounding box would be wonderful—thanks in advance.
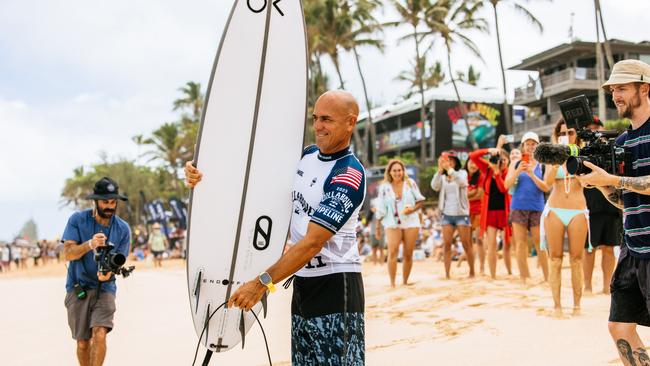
[261,292,268,319]
[239,310,246,349]
[204,303,211,347]
[194,269,203,314]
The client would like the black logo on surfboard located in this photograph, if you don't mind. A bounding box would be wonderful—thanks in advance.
[253,215,272,250]
[247,0,284,16]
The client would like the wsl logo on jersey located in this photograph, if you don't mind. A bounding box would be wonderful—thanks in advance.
[330,166,362,190]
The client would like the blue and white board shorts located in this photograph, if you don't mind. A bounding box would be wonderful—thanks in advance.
[290,272,365,365]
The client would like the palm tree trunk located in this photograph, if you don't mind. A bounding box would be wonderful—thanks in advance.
[595,0,614,68]
[414,25,427,167]
[492,3,512,136]
[353,45,377,165]
[447,42,478,150]
[333,55,366,164]
[594,0,606,121]
[332,55,346,90]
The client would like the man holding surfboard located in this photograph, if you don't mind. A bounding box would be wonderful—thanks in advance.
[186,90,367,365]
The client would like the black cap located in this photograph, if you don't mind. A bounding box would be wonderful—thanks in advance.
[86,177,128,201]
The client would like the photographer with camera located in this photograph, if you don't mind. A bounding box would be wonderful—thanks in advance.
[575,59,650,366]
[61,177,131,366]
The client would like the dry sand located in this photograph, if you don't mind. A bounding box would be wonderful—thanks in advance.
[1,254,647,365]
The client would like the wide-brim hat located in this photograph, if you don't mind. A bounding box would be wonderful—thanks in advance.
[602,59,650,91]
[86,177,128,201]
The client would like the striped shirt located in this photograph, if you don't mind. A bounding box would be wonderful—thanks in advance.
[619,117,650,258]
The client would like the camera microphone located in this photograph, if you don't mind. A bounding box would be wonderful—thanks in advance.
[534,143,579,165]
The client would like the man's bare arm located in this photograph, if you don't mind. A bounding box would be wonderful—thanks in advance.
[621,176,650,195]
[63,240,92,261]
[62,233,106,261]
[266,223,334,284]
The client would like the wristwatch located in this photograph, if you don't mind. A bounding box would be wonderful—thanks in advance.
[258,272,276,293]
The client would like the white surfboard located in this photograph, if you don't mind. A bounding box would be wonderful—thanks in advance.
[186,0,307,352]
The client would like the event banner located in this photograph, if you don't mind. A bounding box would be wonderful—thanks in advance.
[434,100,506,154]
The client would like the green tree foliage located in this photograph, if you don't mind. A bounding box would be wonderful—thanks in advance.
[18,219,38,241]
[397,59,446,99]
[456,65,481,86]
[133,122,186,194]
[604,118,631,132]
[61,158,182,226]
[62,81,205,227]
[173,81,204,123]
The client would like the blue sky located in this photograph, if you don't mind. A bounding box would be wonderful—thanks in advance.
[1,0,649,241]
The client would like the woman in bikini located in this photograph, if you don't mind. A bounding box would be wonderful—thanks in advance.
[542,119,589,316]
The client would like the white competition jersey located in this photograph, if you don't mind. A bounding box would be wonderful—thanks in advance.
[291,145,366,277]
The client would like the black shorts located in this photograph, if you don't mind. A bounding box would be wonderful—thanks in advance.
[586,213,622,248]
[291,272,365,365]
[609,246,650,326]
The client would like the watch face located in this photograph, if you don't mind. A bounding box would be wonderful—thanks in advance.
[260,272,272,285]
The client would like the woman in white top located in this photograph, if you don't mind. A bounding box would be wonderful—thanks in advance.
[377,159,425,287]
[431,151,474,279]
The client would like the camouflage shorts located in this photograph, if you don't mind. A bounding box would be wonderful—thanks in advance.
[291,312,365,365]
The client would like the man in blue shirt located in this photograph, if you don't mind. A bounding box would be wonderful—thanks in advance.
[577,59,650,366]
[62,177,131,366]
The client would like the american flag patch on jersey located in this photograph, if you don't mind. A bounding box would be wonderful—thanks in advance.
[330,166,363,190]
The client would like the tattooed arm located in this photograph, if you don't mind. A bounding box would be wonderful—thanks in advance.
[594,186,624,210]
[620,176,650,196]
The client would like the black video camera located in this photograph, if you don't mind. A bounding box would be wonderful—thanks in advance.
[95,244,135,278]
[558,95,632,176]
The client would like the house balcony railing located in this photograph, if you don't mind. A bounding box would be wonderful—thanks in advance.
[514,67,603,105]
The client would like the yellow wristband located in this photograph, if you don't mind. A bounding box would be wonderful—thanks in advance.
[266,282,277,293]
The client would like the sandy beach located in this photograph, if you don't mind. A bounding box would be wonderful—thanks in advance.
[2,255,646,366]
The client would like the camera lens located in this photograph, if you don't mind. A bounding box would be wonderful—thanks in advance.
[110,253,126,267]
[566,156,591,175]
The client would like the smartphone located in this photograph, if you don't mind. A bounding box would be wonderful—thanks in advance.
[522,153,530,163]
[504,134,515,143]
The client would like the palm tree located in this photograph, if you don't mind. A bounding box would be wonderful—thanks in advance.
[390,0,437,166]
[173,81,204,122]
[456,64,481,86]
[397,58,446,99]
[426,0,488,149]
[305,0,372,166]
[133,122,185,193]
[487,0,545,135]
[315,0,353,90]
